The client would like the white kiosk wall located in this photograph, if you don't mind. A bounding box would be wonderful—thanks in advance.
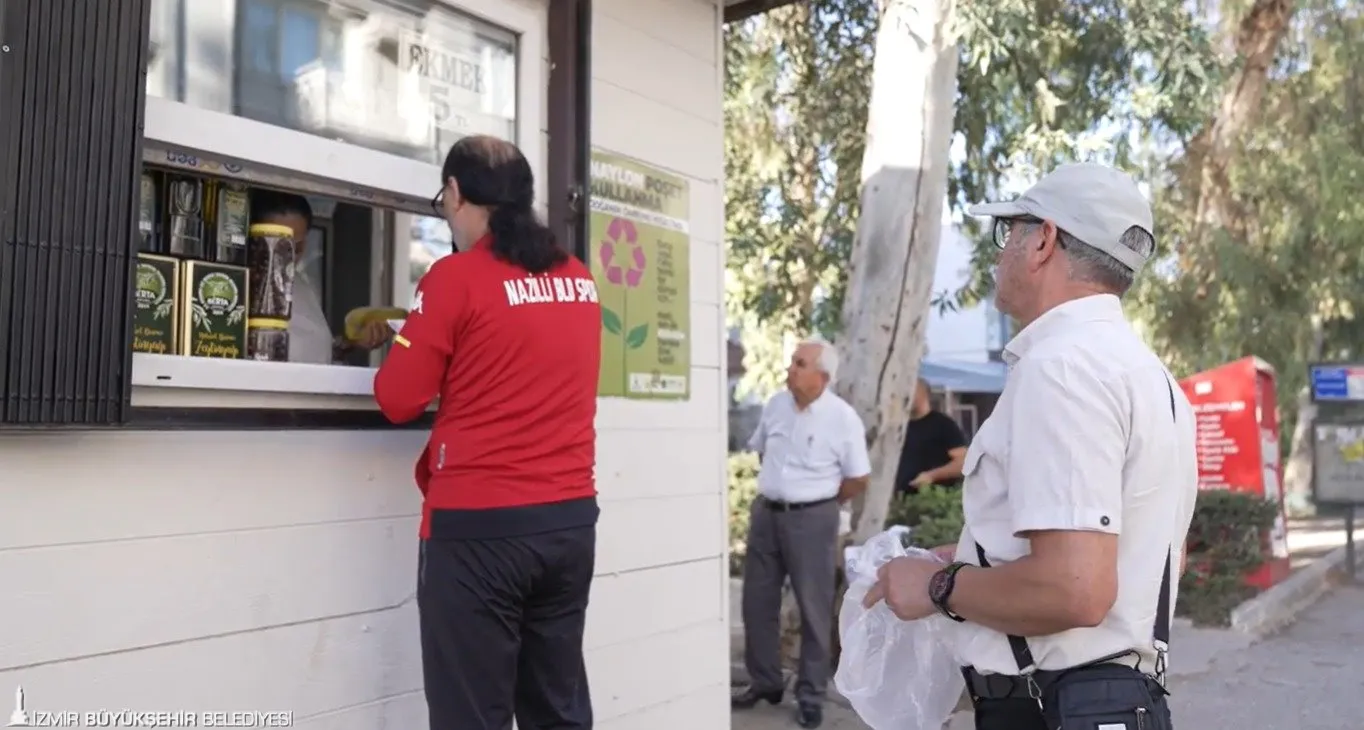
[0,0,726,728]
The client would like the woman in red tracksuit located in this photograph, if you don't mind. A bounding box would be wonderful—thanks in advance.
[374,135,601,730]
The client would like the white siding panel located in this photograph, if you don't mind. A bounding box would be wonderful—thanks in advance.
[691,179,724,245]
[693,301,722,368]
[0,431,421,551]
[596,428,724,502]
[598,683,730,730]
[587,618,728,721]
[585,559,723,649]
[292,693,427,729]
[595,0,718,64]
[692,238,722,305]
[0,605,422,717]
[593,12,720,124]
[595,494,723,575]
[0,518,417,669]
[592,81,722,184]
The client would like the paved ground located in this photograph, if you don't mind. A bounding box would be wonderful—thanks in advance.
[1168,579,1364,729]
[727,701,886,730]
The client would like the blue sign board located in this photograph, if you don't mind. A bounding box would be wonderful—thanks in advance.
[1310,364,1364,402]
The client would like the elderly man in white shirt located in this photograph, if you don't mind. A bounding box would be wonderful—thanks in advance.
[864,163,1198,730]
[733,337,870,729]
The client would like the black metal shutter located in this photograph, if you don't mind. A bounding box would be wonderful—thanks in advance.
[0,0,150,426]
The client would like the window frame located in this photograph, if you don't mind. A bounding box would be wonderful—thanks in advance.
[134,0,547,402]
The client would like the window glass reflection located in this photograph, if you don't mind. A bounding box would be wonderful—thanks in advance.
[146,0,518,167]
[241,1,276,75]
[398,214,453,308]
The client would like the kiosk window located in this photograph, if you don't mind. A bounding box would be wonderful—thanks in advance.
[132,168,400,367]
[145,0,519,166]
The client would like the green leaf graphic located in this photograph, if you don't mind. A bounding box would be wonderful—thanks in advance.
[625,323,649,349]
[602,308,623,335]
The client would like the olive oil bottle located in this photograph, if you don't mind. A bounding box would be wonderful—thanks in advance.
[138,171,162,253]
[164,174,207,259]
[205,180,250,266]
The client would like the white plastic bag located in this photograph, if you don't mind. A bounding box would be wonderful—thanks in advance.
[835,529,965,730]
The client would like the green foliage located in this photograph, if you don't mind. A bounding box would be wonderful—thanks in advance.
[728,452,761,575]
[1178,489,1282,627]
[724,1,876,395]
[724,0,1221,395]
[1130,2,1364,455]
[947,0,1220,307]
[886,485,965,549]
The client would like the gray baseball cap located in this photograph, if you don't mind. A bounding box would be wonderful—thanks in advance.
[967,163,1155,272]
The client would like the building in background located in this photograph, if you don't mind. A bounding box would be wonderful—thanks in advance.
[925,223,1012,363]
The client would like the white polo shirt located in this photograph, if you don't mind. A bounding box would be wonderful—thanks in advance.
[749,389,871,503]
[949,294,1199,674]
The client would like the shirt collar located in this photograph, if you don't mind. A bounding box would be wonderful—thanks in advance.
[1002,294,1124,366]
[791,388,830,412]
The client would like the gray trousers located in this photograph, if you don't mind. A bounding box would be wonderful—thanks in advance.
[741,496,840,703]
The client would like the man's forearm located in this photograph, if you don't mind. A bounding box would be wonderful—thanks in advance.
[949,556,1097,637]
[927,459,965,482]
[837,477,868,502]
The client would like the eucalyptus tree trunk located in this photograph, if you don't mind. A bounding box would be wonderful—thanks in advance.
[834,0,959,541]
[1186,0,1296,253]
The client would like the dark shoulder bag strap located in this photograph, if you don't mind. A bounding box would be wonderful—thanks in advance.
[975,376,1178,676]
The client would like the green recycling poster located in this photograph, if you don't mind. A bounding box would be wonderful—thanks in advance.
[588,150,691,399]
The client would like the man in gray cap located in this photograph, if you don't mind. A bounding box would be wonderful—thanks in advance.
[862,163,1198,730]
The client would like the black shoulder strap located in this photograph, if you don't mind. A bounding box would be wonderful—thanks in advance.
[1153,377,1177,651]
[974,542,1040,673]
[976,375,1178,674]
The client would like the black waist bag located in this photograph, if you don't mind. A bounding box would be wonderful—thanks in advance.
[1042,662,1172,730]
[979,377,1182,730]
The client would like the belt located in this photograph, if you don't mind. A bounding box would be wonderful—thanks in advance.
[759,495,837,512]
[962,656,1143,701]
[961,667,1064,701]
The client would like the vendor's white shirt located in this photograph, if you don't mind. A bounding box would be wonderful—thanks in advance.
[749,390,871,503]
[948,294,1199,674]
[288,272,333,364]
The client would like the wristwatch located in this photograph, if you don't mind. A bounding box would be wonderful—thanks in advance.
[928,562,969,622]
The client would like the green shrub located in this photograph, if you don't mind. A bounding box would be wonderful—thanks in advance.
[887,484,965,549]
[1177,489,1281,626]
[728,452,760,575]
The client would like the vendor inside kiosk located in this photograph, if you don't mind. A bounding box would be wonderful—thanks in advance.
[131,157,452,371]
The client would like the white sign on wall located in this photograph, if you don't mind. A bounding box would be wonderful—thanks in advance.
[399,28,508,136]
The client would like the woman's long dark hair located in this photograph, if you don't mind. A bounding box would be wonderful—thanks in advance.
[442,136,566,273]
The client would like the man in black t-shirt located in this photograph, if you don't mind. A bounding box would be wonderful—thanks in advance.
[894,378,968,493]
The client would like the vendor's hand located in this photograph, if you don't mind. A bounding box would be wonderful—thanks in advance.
[862,555,941,621]
[352,319,392,350]
[910,472,933,488]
